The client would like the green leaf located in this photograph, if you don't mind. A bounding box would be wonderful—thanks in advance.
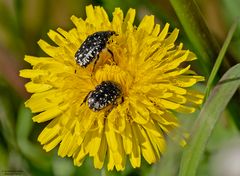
[0,88,17,150]
[179,63,240,176]
[16,104,52,171]
[0,143,8,169]
[0,1,24,54]
[52,156,75,176]
[169,0,219,76]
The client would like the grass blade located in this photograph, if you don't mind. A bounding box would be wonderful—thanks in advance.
[169,0,219,76]
[179,63,240,176]
[205,19,238,98]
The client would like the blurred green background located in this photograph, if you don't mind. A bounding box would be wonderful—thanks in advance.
[0,0,240,175]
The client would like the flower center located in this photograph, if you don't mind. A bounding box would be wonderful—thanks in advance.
[94,64,133,97]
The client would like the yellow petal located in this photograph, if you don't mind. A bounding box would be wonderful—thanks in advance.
[93,134,107,169]
[158,23,169,40]
[157,111,179,126]
[105,120,119,152]
[43,135,62,152]
[38,39,59,57]
[108,108,125,133]
[112,8,124,33]
[186,93,204,104]
[20,69,47,78]
[67,135,79,157]
[158,99,181,110]
[24,55,52,66]
[122,8,135,32]
[143,83,187,95]
[25,90,63,113]
[70,16,86,37]
[83,128,103,157]
[159,50,189,72]
[32,104,68,122]
[165,94,187,104]
[176,105,196,113]
[129,124,141,168]
[73,146,87,166]
[96,6,111,26]
[157,65,191,79]
[58,131,73,157]
[137,125,157,163]
[152,24,160,36]
[146,126,166,154]
[164,28,179,45]
[107,150,115,170]
[171,75,205,87]
[121,120,133,154]
[38,117,60,144]
[85,5,95,24]
[25,82,52,93]
[137,15,155,34]
[142,120,162,138]
[47,30,67,47]
[130,99,150,124]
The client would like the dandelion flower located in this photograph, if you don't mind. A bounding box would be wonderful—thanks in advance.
[20,5,204,171]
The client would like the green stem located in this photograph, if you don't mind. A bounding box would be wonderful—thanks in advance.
[101,167,107,176]
[205,19,238,98]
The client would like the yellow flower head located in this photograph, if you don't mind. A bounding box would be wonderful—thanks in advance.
[20,5,204,171]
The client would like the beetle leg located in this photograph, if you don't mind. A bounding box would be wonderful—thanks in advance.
[81,91,92,106]
[91,57,99,76]
[107,48,116,64]
[121,96,124,103]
